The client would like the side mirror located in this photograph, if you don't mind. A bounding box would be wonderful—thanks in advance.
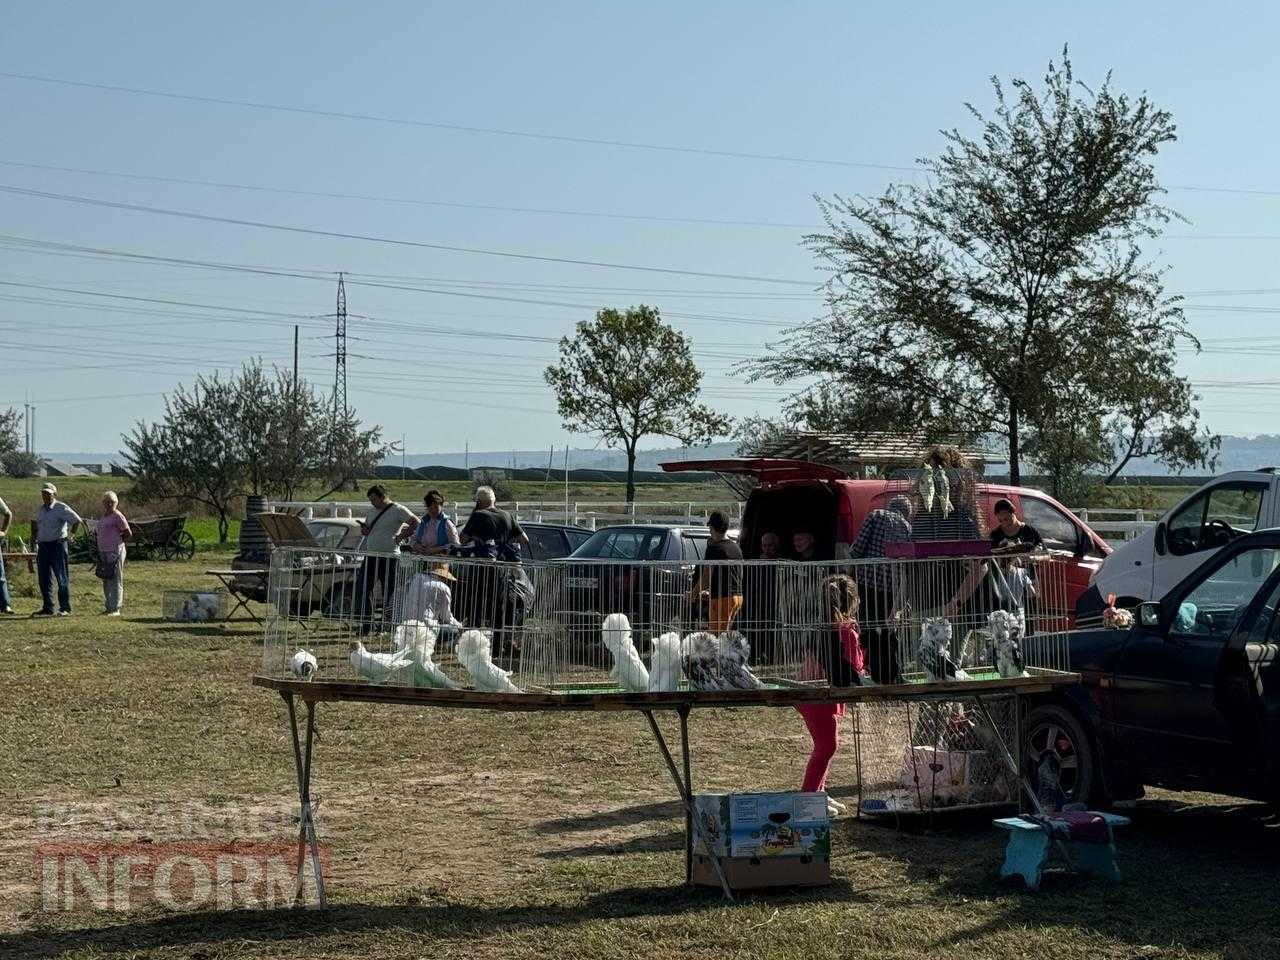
[1154,523,1167,557]
[1138,602,1162,629]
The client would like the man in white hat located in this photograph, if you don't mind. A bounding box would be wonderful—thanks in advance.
[34,482,82,616]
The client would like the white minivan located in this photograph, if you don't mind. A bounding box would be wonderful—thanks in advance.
[1080,468,1280,620]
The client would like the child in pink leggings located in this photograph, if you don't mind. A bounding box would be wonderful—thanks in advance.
[796,575,868,807]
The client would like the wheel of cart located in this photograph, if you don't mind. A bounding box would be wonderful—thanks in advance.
[162,519,196,561]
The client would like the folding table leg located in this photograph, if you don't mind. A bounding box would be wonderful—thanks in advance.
[285,692,327,908]
[642,709,733,901]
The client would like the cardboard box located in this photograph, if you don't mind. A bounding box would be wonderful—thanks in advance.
[692,853,831,890]
[694,792,831,859]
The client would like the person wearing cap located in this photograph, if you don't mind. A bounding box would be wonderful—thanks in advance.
[0,494,14,614]
[34,482,83,616]
[849,495,914,682]
[408,490,460,556]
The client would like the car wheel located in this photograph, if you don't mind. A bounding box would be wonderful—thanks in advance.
[1025,703,1096,806]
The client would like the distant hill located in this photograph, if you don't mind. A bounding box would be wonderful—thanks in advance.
[381,442,739,473]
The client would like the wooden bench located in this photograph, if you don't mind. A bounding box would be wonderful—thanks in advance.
[993,811,1130,890]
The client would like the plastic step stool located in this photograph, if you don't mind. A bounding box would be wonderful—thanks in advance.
[993,812,1130,891]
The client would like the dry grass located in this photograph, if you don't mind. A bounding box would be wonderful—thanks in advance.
[0,544,1277,959]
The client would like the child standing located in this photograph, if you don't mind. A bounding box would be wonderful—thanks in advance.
[796,575,869,814]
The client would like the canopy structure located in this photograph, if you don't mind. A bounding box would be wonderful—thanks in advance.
[712,431,999,479]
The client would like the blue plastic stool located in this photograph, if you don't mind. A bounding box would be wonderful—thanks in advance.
[993,812,1129,891]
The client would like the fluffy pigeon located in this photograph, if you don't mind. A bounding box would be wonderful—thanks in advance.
[348,640,414,684]
[602,613,650,692]
[455,629,521,693]
[393,619,459,689]
[915,467,935,513]
[917,617,968,682]
[932,464,953,517]
[988,610,1029,679]
[683,631,727,691]
[716,631,764,690]
[648,632,687,692]
[289,649,318,681]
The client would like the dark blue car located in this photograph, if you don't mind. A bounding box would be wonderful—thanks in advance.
[1031,529,1280,806]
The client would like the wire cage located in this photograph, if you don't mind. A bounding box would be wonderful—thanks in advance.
[260,545,1072,696]
[163,589,228,622]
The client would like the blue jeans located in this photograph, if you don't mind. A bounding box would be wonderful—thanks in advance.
[36,539,71,613]
[0,549,11,610]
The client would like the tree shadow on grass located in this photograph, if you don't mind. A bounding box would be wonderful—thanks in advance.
[839,795,1280,956]
[535,800,684,835]
[3,878,862,959]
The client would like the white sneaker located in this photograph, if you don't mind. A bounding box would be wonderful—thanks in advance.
[56,610,70,617]
[827,797,848,817]
[105,611,121,617]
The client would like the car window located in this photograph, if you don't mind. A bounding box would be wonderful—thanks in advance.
[583,529,664,560]
[1019,497,1080,552]
[1176,546,1280,639]
[526,527,568,560]
[1166,483,1266,557]
[306,523,349,549]
[682,536,704,562]
[1244,575,1280,644]
[565,528,592,552]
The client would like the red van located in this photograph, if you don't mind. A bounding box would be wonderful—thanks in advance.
[660,458,1112,616]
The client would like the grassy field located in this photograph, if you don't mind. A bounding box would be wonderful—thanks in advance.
[1,539,1277,958]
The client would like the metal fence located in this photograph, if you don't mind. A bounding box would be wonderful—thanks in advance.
[262,547,1071,695]
[264,499,742,530]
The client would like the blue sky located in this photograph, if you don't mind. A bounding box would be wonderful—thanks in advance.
[2,2,1278,455]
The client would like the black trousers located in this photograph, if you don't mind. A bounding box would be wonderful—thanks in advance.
[353,555,396,632]
[858,580,900,684]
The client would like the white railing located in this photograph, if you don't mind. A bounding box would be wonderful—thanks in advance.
[263,499,743,530]
[1073,507,1156,542]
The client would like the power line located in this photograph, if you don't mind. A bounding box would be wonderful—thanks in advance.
[0,184,817,286]
[0,158,822,230]
[0,71,915,172]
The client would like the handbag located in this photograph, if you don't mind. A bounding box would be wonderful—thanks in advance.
[95,551,120,581]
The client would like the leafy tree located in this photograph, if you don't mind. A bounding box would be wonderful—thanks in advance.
[124,372,246,543]
[123,362,386,542]
[2,450,42,479]
[0,407,20,461]
[743,52,1217,485]
[545,305,731,501]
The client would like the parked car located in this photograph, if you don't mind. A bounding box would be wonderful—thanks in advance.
[519,522,594,560]
[232,515,365,612]
[660,458,1110,621]
[1038,528,1280,807]
[549,525,716,639]
[1082,468,1280,621]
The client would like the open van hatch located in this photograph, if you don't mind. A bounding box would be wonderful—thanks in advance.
[660,458,849,498]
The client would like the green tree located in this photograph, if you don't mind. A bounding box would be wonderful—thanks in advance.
[545,305,730,502]
[743,52,1216,485]
[123,362,386,542]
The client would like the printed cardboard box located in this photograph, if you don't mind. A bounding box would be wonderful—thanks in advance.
[692,853,831,890]
[694,792,831,859]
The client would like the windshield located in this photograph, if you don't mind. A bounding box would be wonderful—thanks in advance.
[571,528,667,560]
[306,522,353,549]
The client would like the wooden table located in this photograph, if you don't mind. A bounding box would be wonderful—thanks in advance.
[206,569,267,623]
[1,551,36,574]
[252,672,1080,905]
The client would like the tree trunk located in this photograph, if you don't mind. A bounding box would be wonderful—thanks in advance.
[625,442,637,504]
[218,512,230,544]
[1007,403,1021,486]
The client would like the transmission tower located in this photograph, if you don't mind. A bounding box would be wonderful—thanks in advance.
[332,272,347,429]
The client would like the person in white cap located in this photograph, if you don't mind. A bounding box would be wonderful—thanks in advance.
[33,482,82,616]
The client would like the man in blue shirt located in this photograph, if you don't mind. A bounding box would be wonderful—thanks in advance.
[34,482,82,616]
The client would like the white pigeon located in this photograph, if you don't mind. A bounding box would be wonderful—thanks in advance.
[716,631,764,690]
[393,619,459,689]
[348,640,414,684]
[602,613,650,692]
[683,631,726,691]
[648,632,687,692]
[289,649,318,681]
[455,629,521,693]
[917,617,968,682]
[988,609,1029,679]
